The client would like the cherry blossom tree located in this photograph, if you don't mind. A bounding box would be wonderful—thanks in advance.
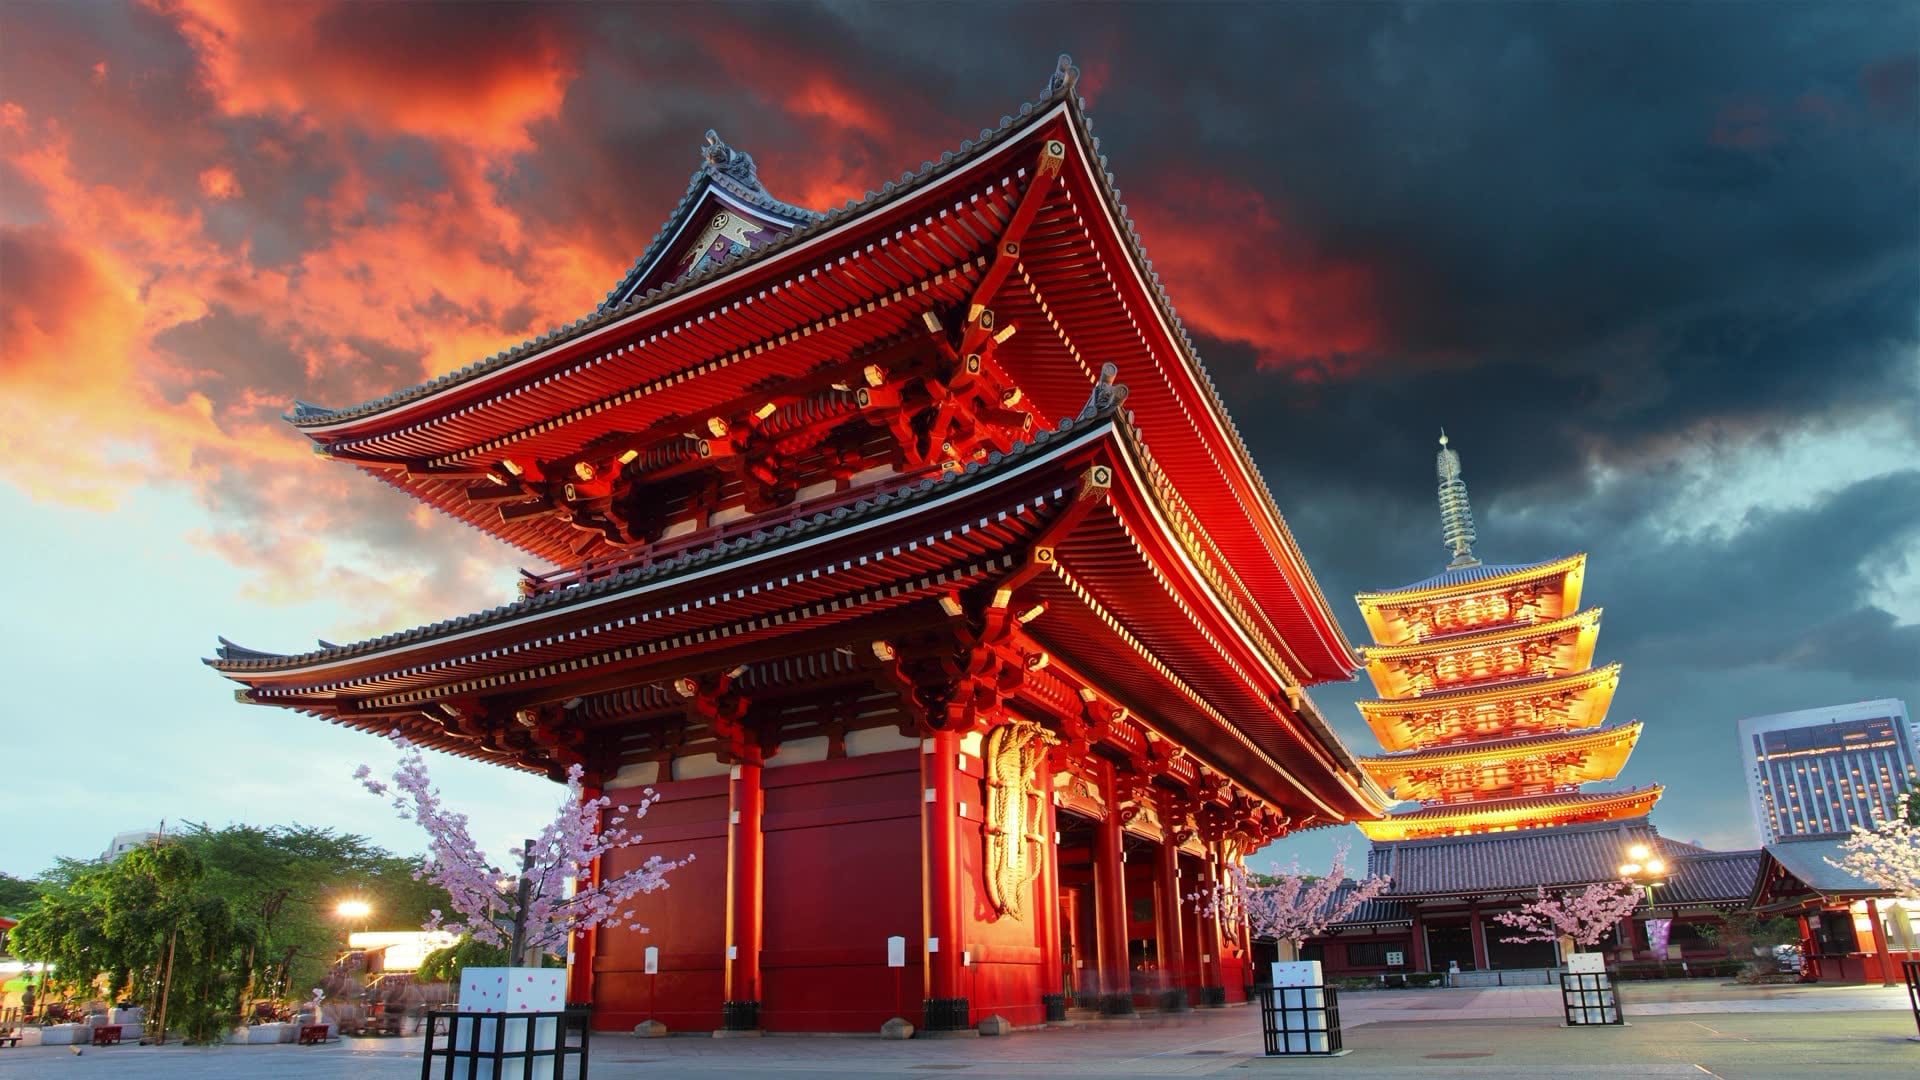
[1189,845,1392,951]
[1825,790,1920,899]
[1492,881,1644,951]
[356,732,691,962]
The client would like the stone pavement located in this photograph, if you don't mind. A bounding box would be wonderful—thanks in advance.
[0,982,1911,1078]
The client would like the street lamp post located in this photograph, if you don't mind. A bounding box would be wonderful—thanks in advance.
[1617,844,1667,960]
[337,898,372,931]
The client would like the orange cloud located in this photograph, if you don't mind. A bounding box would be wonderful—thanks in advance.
[1125,173,1386,374]
[163,0,574,152]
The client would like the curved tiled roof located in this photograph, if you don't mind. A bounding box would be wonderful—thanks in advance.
[1365,817,1660,896]
[1358,662,1622,712]
[211,395,1124,674]
[1360,608,1602,662]
[1317,880,1412,930]
[1758,837,1893,898]
[1358,553,1587,601]
[598,139,825,310]
[1381,785,1659,823]
[1357,721,1642,771]
[285,83,1077,431]
[1652,849,1763,909]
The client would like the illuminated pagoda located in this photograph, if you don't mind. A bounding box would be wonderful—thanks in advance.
[210,57,1391,1035]
[1350,434,1660,842]
[1293,435,1703,979]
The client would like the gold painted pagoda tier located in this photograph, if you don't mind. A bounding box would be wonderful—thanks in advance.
[1352,434,1660,841]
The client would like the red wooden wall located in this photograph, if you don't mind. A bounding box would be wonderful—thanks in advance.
[759,750,923,1032]
[592,774,729,1031]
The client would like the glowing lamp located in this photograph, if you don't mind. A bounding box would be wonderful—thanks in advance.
[1645,858,1666,875]
[1619,863,1642,877]
[1628,844,1651,861]
[336,899,371,919]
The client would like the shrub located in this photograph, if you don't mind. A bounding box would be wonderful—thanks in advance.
[415,937,509,985]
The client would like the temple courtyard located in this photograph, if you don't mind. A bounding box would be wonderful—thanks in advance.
[0,982,1910,1078]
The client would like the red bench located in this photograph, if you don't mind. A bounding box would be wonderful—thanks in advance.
[297,1024,330,1045]
[90,1026,123,1046]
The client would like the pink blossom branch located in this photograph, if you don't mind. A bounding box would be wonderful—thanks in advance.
[358,732,691,957]
[1187,844,1391,949]
[1491,881,1644,949]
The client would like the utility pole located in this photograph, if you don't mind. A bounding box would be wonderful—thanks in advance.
[155,924,179,1045]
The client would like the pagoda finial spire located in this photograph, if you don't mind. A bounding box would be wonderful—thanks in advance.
[1436,430,1480,569]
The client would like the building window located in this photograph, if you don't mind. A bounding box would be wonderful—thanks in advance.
[1346,941,1398,968]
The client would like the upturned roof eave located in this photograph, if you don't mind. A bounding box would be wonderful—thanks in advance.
[1355,553,1589,606]
[211,404,1122,682]
[1359,608,1603,662]
[276,66,1361,683]
[1356,661,1623,716]
[1357,720,1644,772]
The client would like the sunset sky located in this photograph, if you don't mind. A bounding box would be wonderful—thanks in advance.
[1,2,1915,883]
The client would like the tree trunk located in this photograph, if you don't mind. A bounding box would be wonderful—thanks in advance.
[156,924,179,1046]
[509,839,535,966]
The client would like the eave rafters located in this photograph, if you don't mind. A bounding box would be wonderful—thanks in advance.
[1361,608,1602,663]
[1356,785,1666,842]
[1358,662,1623,718]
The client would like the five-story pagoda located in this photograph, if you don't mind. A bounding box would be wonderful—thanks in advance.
[1351,435,1661,841]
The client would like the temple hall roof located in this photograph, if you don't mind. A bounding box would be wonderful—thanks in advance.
[1365,817,1658,897]
[1651,848,1764,910]
[1303,881,1414,933]
[1753,836,1892,901]
[211,392,1123,676]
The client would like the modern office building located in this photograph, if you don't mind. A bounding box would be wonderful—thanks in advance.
[1740,699,1916,842]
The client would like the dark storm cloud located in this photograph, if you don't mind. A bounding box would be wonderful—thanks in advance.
[1,1,1912,853]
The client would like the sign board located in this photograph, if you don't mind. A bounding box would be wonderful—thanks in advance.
[644,946,659,975]
[886,935,907,968]
[1385,950,1404,967]
[1565,951,1606,974]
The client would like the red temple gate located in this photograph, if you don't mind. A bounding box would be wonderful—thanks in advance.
[211,56,1389,1034]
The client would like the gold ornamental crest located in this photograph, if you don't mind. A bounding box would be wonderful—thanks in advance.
[983,719,1056,920]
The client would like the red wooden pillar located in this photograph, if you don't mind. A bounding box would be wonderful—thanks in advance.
[723,762,764,1012]
[1796,912,1821,981]
[1865,899,1898,986]
[1154,829,1186,999]
[1198,849,1224,995]
[567,785,603,1005]
[1468,903,1490,971]
[1092,758,1131,1001]
[923,731,965,1007]
[1036,759,1063,1005]
[1410,913,1429,973]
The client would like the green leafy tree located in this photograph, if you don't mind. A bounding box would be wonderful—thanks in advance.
[415,936,511,985]
[175,823,455,1000]
[0,872,41,918]
[10,842,254,1042]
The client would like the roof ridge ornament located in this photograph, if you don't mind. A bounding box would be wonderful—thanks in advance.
[1046,53,1079,99]
[1079,362,1128,419]
[1436,430,1480,569]
[702,129,762,190]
